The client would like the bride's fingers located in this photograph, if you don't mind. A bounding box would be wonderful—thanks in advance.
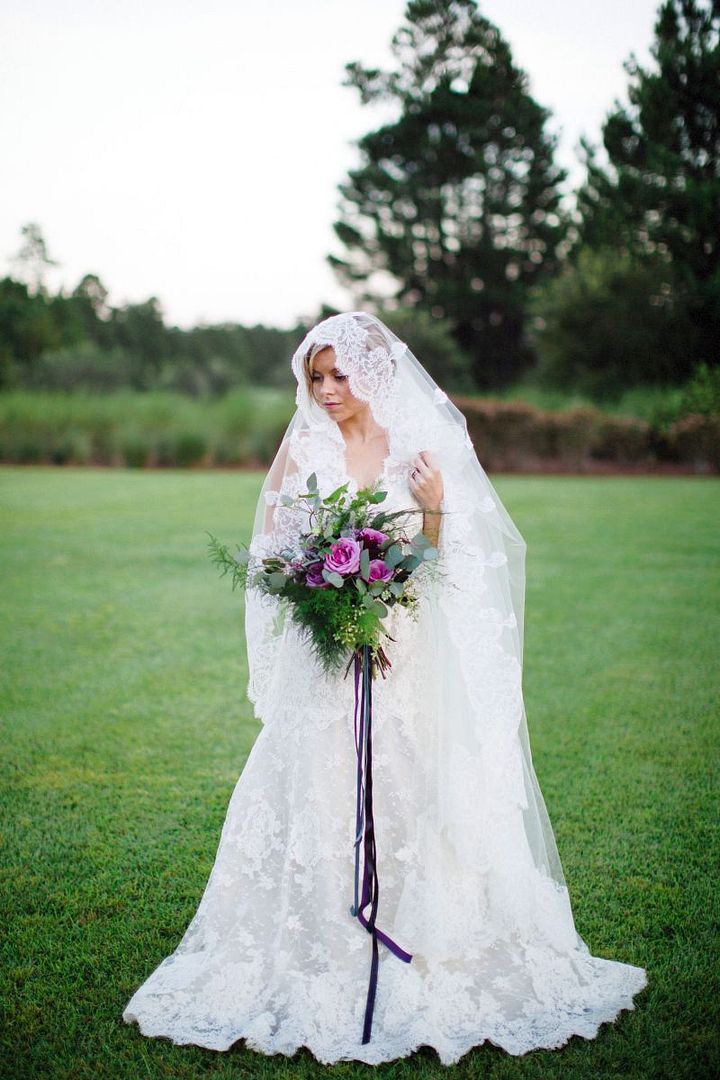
[413,454,432,478]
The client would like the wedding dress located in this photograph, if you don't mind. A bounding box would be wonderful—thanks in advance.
[122,312,648,1065]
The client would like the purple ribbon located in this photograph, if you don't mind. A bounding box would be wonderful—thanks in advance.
[350,646,412,1044]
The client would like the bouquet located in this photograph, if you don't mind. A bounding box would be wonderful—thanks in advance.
[206,470,439,678]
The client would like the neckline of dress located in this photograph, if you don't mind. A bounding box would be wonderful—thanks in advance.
[343,451,392,493]
[334,417,392,493]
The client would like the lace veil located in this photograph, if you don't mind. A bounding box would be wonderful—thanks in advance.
[244,311,583,944]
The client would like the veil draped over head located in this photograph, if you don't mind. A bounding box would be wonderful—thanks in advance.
[244,311,586,953]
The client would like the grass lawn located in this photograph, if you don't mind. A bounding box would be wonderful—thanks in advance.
[1,466,717,1080]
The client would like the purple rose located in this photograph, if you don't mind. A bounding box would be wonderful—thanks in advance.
[368,558,393,583]
[305,561,330,588]
[324,537,362,576]
[357,527,389,552]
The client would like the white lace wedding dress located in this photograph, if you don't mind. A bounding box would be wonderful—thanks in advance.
[122,458,648,1066]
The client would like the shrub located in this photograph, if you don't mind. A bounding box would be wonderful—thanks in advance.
[589,415,652,463]
[154,431,208,467]
[665,413,720,473]
[547,406,602,465]
[20,343,136,393]
[679,362,720,418]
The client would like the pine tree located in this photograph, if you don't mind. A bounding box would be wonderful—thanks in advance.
[575,0,720,372]
[329,0,570,389]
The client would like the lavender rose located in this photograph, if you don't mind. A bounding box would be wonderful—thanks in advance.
[306,562,330,588]
[357,527,389,553]
[368,558,393,583]
[324,537,362,576]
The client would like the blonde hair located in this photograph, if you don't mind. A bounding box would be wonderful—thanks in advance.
[303,341,333,398]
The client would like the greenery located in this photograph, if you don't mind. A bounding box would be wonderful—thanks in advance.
[0,468,717,1078]
[0,387,294,467]
[1,379,718,473]
[573,0,719,380]
[526,247,700,401]
[527,0,720,400]
[330,0,719,394]
[208,473,436,674]
[0,266,303,396]
[333,0,570,388]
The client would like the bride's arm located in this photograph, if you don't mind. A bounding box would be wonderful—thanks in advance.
[422,508,442,549]
[409,450,444,549]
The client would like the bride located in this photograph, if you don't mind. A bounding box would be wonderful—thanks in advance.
[122,311,648,1065]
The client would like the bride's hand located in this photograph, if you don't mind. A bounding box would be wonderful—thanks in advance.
[409,450,443,512]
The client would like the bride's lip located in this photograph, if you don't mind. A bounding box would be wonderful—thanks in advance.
[323,402,341,409]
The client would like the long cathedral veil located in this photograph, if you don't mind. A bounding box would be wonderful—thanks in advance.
[244,311,587,953]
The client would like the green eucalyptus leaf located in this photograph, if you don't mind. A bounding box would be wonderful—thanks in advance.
[360,547,370,581]
[322,569,344,588]
[306,472,318,492]
[370,599,388,617]
[326,484,348,503]
[400,554,421,572]
[384,544,404,569]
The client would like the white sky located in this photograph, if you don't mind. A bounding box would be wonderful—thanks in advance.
[1,0,661,329]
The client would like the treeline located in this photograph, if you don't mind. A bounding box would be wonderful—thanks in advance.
[0,267,303,396]
[0,261,482,398]
[1,0,717,404]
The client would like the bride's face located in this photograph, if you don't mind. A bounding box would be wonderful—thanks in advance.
[310,346,368,423]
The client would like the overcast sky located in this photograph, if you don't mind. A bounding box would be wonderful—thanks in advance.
[1,0,662,329]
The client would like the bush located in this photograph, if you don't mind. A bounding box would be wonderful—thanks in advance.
[154,431,208,467]
[19,343,137,393]
[664,413,720,473]
[589,414,652,463]
[454,397,544,468]
[0,386,716,473]
[679,362,720,419]
[528,246,701,400]
[548,406,602,465]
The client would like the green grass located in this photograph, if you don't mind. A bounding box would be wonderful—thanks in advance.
[1,466,717,1080]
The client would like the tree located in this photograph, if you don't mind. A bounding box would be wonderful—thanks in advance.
[0,277,62,386]
[108,298,169,388]
[329,0,571,389]
[528,246,701,399]
[574,0,720,373]
[9,222,58,296]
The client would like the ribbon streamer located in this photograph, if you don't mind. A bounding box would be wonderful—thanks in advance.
[350,645,413,1044]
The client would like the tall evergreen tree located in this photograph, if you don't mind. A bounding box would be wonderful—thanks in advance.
[329,0,570,389]
[10,223,58,296]
[575,0,720,372]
